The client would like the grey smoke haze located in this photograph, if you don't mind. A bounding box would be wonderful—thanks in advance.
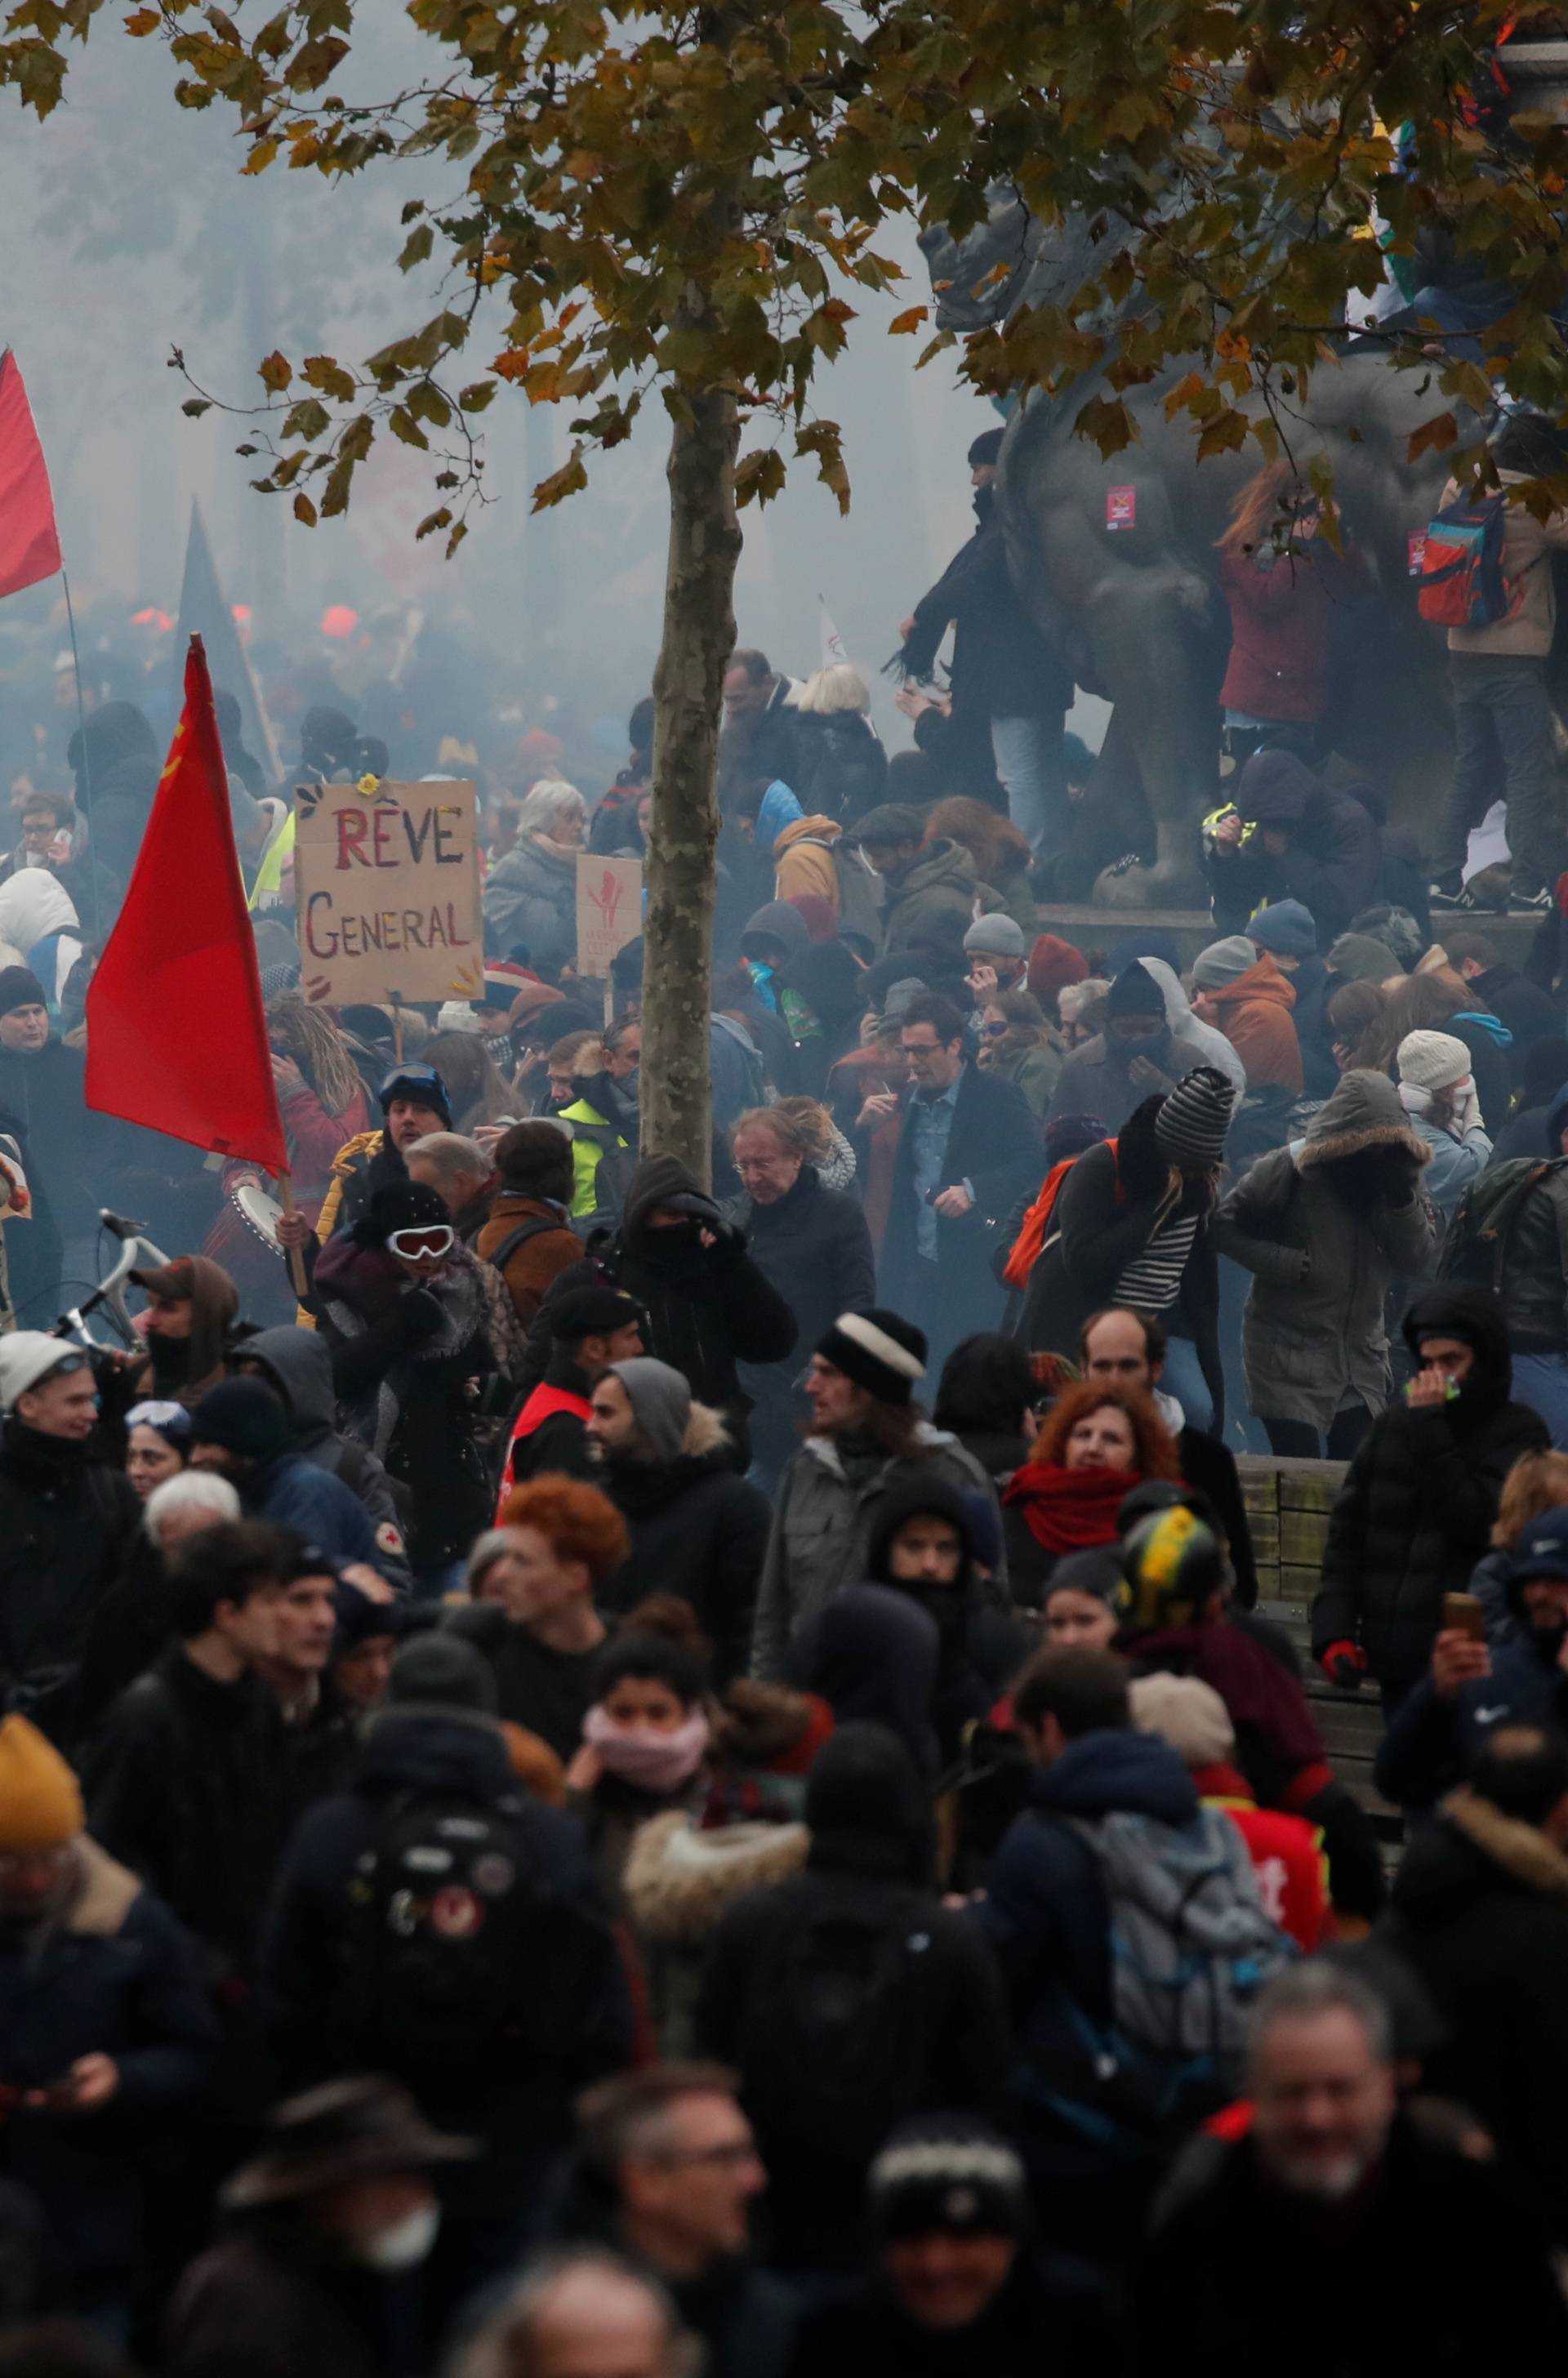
[0,22,1005,761]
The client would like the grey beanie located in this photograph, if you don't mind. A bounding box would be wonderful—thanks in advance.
[1190,935,1258,991]
[606,1356,692,1463]
[963,912,1026,960]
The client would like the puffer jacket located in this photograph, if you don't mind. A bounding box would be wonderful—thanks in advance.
[751,1427,1004,1679]
[1211,1068,1439,1429]
[1312,1285,1549,1688]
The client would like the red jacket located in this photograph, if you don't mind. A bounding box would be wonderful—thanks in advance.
[1219,546,1362,724]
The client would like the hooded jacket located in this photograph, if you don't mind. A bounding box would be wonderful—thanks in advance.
[772,814,843,914]
[787,1585,942,1779]
[1212,1069,1439,1429]
[976,1728,1201,2175]
[1200,954,1303,1094]
[531,1156,798,1423]
[752,1425,1005,1681]
[881,839,1000,960]
[1374,1621,1568,1811]
[1211,750,1381,939]
[261,1709,631,2204]
[1385,1785,1568,2235]
[695,1722,1010,2271]
[862,1473,1029,1757]
[1140,958,1247,1103]
[239,1325,410,1586]
[1312,1286,1548,1686]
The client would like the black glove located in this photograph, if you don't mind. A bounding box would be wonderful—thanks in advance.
[399,1287,446,1342]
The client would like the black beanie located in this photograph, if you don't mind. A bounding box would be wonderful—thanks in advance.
[868,2116,1031,2242]
[0,968,47,1019]
[817,1308,927,1405]
[189,1377,293,1462]
[1106,960,1165,1020]
[352,1180,451,1250]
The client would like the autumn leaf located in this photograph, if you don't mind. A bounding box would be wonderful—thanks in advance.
[888,306,928,335]
[1408,412,1459,462]
[258,350,292,394]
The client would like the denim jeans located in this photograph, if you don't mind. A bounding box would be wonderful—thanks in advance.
[1512,1351,1568,1449]
[991,715,1067,856]
[1434,655,1561,893]
[1160,1334,1214,1436]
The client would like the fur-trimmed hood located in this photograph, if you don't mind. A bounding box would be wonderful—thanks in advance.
[1297,1067,1429,1170]
[621,1807,810,1942]
[1442,1785,1568,1897]
[67,1837,143,1936]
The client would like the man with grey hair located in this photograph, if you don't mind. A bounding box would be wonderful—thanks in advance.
[457,2247,693,2378]
[1136,1958,1568,2364]
[405,1129,497,1246]
[544,2064,793,2378]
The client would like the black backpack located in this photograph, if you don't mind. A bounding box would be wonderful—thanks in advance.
[1439,1157,1568,1290]
[736,1899,934,2166]
[341,1786,608,2074]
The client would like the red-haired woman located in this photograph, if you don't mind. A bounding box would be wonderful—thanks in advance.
[1002,1379,1181,1605]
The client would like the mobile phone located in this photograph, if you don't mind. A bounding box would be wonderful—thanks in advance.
[1441,1592,1486,1642]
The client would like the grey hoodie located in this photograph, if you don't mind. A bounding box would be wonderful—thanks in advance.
[1141,958,1246,1106]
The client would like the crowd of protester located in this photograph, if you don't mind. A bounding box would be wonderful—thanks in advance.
[7,421,1568,2371]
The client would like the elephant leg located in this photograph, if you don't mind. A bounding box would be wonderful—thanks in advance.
[1084,569,1218,906]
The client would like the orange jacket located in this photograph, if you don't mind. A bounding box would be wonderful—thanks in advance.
[1205,953,1302,1093]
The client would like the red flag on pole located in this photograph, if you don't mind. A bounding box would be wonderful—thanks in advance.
[85,635,287,1174]
[0,352,61,601]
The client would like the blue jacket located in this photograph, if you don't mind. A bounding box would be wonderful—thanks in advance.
[1375,1627,1568,1810]
[261,1711,632,2216]
[974,1729,1199,2177]
[0,1841,216,2295]
[246,1450,382,1573]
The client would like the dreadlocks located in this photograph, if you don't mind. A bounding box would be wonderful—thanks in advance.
[266,992,363,1120]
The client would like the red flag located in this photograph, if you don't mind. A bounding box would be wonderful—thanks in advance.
[0,352,61,601]
[86,635,287,1173]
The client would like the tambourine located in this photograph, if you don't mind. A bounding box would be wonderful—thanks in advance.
[230,1179,287,1260]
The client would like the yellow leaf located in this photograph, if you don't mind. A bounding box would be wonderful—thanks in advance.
[259,350,292,394]
[889,306,928,335]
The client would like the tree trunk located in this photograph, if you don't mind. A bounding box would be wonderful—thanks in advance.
[641,380,742,1184]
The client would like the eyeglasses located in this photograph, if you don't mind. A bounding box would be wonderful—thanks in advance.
[386,1224,454,1261]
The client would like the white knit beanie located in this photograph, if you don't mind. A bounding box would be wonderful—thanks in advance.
[1396,1029,1471,1093]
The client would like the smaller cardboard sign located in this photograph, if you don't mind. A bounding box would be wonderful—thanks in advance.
[1407,532,1427,576]
[575,855,644,980]
[1107,485,1137,531]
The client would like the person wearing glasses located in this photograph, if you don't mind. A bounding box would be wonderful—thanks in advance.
[550,2064,794,2378]
[0,1331,142,1742]
[313,1182,504,1596]
[973,988,1062,1120]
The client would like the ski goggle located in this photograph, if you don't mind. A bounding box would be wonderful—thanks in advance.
[386,1224,454,1262]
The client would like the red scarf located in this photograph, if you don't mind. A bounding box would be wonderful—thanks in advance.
[1004,1461,1144,1552]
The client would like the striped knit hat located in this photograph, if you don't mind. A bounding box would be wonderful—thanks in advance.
[1155,1066,1235,1170]
[817,1308,927,1406]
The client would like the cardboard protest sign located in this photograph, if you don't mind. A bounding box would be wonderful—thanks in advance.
[575,854,644,979]
[294,777,483,1006]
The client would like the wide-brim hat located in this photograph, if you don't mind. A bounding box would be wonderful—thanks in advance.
[221,2077,475,2209]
